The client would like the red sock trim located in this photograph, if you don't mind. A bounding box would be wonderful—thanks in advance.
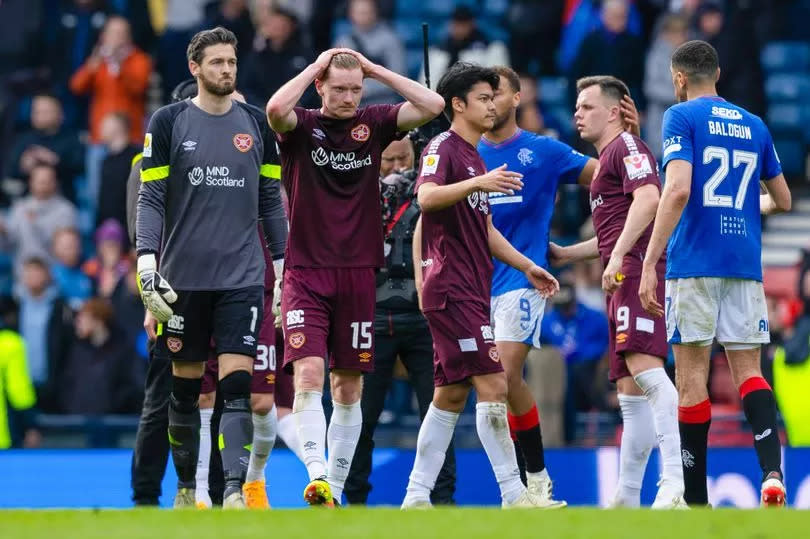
[507,404,540,433]
[678,399,711,424]
[739,376,772,399]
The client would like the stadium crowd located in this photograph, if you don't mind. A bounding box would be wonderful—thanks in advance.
[1,0,809,451]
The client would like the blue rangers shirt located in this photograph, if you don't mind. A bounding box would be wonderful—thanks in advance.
[478,129,589,296]
[661,96,782,282]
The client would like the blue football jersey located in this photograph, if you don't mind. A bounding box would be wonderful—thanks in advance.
[661,97,781,281]
[478,130,589,296]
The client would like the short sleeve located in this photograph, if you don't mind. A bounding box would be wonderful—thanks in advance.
[140,107,173,182]
[761,124,783,181]
[275,107,309,144]
[546,138,590,185]
[617,136,661,196]
[415,144,452,190]
[661,105,694,169]
[367,103,405,148]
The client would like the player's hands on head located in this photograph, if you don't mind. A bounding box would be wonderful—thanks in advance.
[621,95,641,138]
[639,264,664,318]
[137,254,177,324]
[348,49,377,76]
[602,254,624,294]
[547,242,569,267]
[476,164,524,195]
[526,264,560,299]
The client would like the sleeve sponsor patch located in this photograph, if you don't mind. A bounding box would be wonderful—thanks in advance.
[623,153,653,180]
[421,154,440,175]
[142,133,152,158]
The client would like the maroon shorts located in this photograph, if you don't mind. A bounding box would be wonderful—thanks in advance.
[281,267,376,374]
[607,273,668,382]
[200,290,279,394]
[424,300,503,387]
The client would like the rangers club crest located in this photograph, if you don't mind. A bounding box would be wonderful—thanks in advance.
[351,124,370,142]
[233,133,253,152]
[289,332,306,349]
[167,337,183,353]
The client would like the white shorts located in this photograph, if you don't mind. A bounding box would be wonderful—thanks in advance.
[665,277,770,349]
[490,288,546,348]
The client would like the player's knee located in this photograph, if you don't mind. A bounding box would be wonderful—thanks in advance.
[294,357,325,391]
[331,370,362,404]
[616,376,643,396]
[477,376,508,403]
[198,391,216,409]
[251,393,275,414]
[219,369,251,406]
[170,375,202,413]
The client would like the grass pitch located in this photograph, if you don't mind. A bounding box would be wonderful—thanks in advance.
[1,507,803,539]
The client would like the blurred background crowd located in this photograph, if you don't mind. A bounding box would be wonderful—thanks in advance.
[2,0,810,451]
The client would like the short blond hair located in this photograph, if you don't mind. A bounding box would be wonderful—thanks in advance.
[322,52,361,79]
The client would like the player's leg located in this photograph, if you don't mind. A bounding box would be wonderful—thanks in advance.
[326,369,363,505]
[612,375,655,508]
[292,356,329,499]
[273,338,302,460]
[402,382,469,508]
[344,332,397,505]
[194,355,218,508]
[719,279,783,506]
[244,392,276,509]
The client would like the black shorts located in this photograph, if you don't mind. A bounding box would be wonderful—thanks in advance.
[155,286,264,362]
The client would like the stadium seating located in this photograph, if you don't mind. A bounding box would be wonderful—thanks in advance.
[765,73,810,103]
[538,77,570,108]
[761,41,810,74]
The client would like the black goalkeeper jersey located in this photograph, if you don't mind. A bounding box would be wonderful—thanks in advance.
[136,99,285,290]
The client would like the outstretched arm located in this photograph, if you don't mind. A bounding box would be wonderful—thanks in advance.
[489,216,559,298]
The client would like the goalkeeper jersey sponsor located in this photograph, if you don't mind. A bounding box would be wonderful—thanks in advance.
[136,100,282,290]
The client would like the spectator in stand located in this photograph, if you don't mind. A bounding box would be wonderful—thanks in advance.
[569,0,644,110]
[110,265,146,355]
[205,0,255,64]
[4,94,85,203]
[333,0,406,104]
[16,257,73,412]
[82,219,130,298]
[644,13,688,160]
[58,297,144,414]
[242,6,316,108]
[422,6,509,86]
[540,277,609,444]
[50,227,93,311]
[0,295,40,449]
[157,0,207,101]
[0,165,78,277]
[96,112,139,232]
[69,15,151,207]
[507,0,564,76]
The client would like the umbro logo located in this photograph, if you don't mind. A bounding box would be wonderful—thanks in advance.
[304,441,317,451]
[337,458,349,469]
[182,140,197,151]
[467,166,476,176]
[312,128,325,140]
[755,428,772,441]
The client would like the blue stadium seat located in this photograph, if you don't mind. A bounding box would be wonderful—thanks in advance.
[546,105,575,140]
[394,18,425,48]
[772,139,805,178]
[767,103,805,137]
[482,0,510,18]
[539,77,569,108]
[332,18,351,43]
[395,0,424,18]
[761,41,810,74]
[478,21,509,44]
[765,73,810,103]
[406,48,424,79]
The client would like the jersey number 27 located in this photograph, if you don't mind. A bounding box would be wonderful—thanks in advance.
[702,146,758,209]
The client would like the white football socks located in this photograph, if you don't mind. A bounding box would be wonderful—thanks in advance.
[634,368,684,485]
[326,400,362,503]
[476,402,525,505]
[246,406,278,483]
[616,394,656,507]
[404,403,458,504]
[292,391,327,480]
[277,412,304,461]
[195,407,214,506]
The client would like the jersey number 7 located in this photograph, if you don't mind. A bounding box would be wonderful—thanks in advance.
[702,146,758,210]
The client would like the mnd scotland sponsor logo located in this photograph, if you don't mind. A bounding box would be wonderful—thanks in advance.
[311,147,372,171]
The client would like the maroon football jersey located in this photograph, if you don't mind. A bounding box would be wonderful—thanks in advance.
[590,132,664,276]
[415,130,493,311]
[277,104,403,268]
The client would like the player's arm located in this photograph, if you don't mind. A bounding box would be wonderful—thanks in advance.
[488,216,559,298]
[351,52,444,131]
[760,174,791,215]
[266,48,349,133]
[640,159,692,316]
[413,216,424,310]
[548,237,599,267]
[577,158,599,186]
[602,184,659,292]
[418,164,523,212]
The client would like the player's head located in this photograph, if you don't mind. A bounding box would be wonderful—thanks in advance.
[436,62,499,132]
[316,52,364,119]
[670,40,720,103]
[187,26,238,97]
[574,75,630,144]
[490,66,521,132]
[380,137,415,176]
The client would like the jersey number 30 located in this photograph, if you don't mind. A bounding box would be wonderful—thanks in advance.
[702,146,758,209]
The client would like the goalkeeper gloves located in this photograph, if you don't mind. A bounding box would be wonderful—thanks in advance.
[137,253,177,323]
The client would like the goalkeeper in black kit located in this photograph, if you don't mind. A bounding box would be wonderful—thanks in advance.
[135,26,287,508]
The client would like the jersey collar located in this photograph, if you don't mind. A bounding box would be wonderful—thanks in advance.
[481,128,523,149]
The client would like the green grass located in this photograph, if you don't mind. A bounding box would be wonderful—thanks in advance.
[0,507,804,539]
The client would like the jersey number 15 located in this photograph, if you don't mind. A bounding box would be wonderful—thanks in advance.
[702,146,758,210]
